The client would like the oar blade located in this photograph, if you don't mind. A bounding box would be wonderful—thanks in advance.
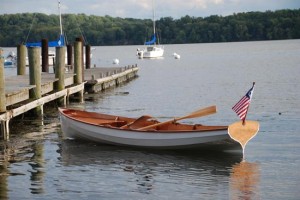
[125,115,153,129]
[228,120,259,150]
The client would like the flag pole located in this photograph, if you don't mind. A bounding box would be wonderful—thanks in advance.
[229,82,260,156]
[242,82,255,125]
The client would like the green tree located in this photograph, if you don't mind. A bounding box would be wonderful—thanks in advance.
[0,9,299,47]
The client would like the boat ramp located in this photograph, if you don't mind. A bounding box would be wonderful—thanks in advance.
[0,42,139,140]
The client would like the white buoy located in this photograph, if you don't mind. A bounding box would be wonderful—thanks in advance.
[113,58,119,64]
[173,53,180,59]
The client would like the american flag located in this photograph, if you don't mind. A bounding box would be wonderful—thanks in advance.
[232,83,255,121]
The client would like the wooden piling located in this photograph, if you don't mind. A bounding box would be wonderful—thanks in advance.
[0,55,6,113]
[74,40,84,103]
[76,37,84,77]
[17,44,26,75]
[74,41,82,84]
[0,120,9,140]
[55,46,66,106]
[41,39,49,72]
[1,52,8,140]
[67,44,73,69]
[85,44,91,69]
[28,47,43,116]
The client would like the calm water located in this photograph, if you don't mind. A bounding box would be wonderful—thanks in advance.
[1,40,300,199]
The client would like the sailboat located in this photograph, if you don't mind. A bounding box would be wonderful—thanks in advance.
[26,1,65,48]
[25,1,65,66]
[136,0,164,59]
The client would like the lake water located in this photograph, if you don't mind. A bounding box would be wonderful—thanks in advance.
[1,40,300,199]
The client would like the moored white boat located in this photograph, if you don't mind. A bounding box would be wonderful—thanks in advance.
[59,108,241,151]
[137,46,164,59]
[136,0,164,59]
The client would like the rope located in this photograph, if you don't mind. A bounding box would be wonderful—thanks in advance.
[78,26,88,44]
[24,13,37,44]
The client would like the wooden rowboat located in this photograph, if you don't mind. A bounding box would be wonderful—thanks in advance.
[59,107,243,152]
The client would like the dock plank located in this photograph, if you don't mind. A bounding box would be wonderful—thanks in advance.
[3,66,138,106]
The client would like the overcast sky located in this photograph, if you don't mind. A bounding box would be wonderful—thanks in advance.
[1,0,299,19]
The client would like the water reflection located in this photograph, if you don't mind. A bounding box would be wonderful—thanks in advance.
[229,161,261,200]
[0,143,9,200]
[59,140,244,196]
[29,142,45,194]
[0,119,60,198]
[1,125,261,199]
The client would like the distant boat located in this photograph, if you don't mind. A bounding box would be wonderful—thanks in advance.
[4,60,15,67]
[136,0,164,59]
[4,51,17,67]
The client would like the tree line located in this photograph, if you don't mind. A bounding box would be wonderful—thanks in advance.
[0,9,299,47]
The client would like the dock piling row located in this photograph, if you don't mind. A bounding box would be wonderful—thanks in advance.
[0,41,139,140]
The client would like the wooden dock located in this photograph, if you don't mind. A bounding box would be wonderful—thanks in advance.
[84,65,138,93]
[0,43,139,140]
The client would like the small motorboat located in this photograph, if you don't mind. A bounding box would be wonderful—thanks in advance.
[59,106,244,152]
[4,51,17,67]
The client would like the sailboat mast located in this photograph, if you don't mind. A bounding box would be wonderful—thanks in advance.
[152,0,156,35]
[58,0,63,35]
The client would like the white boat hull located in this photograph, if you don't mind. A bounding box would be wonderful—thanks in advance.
[60,111,240,150]
[137,46,164,59]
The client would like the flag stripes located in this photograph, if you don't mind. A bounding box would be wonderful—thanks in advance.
[232,84,255,121]
[232,96,251,121]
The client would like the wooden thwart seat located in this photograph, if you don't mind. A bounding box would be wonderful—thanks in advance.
[100,121,128,128]
[120,115,158,130]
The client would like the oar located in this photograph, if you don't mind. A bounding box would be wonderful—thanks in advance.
[138,105,217,131]
[120,115,153,129]
[228,120,260,156]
